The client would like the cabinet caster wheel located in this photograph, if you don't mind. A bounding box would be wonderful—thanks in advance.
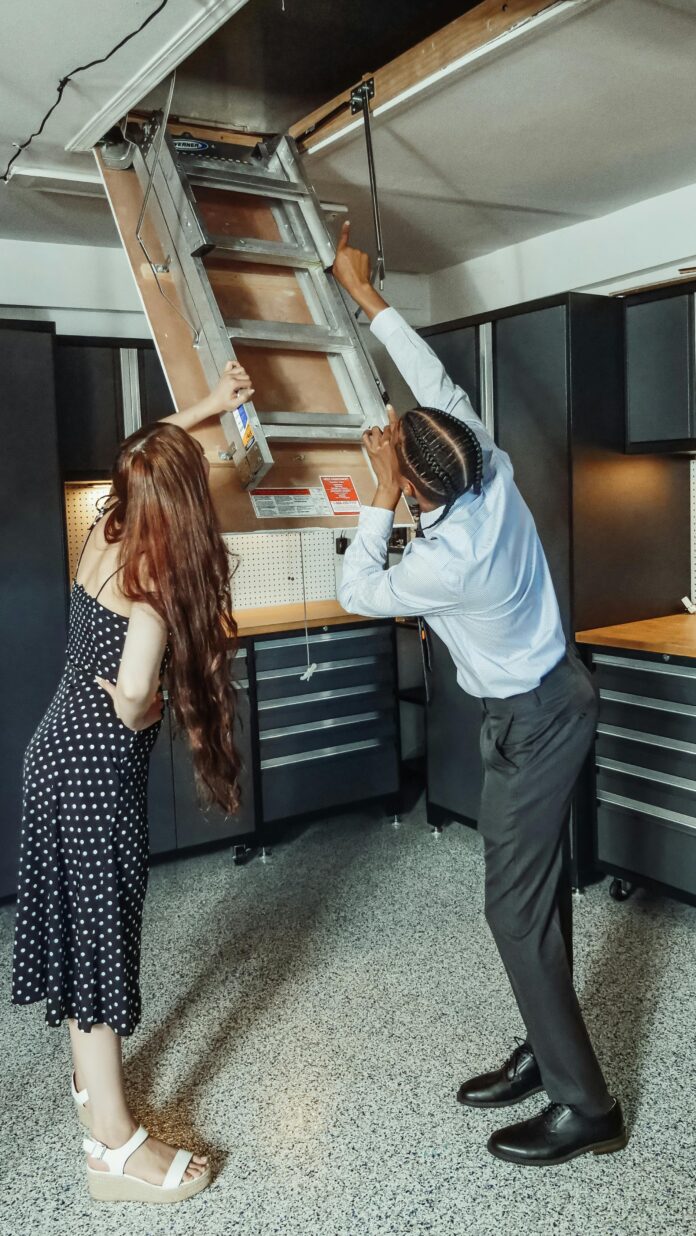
[609,878,633,902]
[233,844,252,866]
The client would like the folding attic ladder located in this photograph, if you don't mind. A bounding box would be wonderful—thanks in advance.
[103,122,389,487]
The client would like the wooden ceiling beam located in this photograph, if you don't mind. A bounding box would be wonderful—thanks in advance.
[289,0,566,151]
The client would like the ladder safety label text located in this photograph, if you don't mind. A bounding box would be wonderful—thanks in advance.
[249,487,332,519]
[320,475,361,515]
[234,404,255,449]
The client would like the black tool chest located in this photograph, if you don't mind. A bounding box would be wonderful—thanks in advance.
[253,623,400,826]
[587,646,696,904]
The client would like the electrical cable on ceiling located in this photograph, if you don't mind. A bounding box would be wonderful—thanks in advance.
[1,0,170,183]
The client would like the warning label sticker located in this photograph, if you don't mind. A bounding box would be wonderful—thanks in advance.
[320,475,361,515]
[249,487,332,519]
[234,403,255,449]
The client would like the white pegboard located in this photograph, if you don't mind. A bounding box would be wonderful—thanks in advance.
[64,482,112,581]
[223,529,338,609]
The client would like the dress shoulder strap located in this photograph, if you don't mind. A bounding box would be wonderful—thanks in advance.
[73,519,100,583]
[94,564,125,603]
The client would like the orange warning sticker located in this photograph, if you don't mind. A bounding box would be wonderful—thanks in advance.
[320,475,361,515]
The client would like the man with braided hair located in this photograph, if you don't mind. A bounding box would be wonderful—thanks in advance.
[333,223,626,1168]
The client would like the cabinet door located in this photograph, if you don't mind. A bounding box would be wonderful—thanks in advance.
[0,324,68,898]
[138,347,176,426]
[54,342,124,475]
[172,684,256,848]
[494,306,571,632]
[426,629,483,824]
[625,295,693,446]
[426,326,479,411]
[148,710,177,855]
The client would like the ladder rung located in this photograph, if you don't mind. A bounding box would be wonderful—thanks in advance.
[188,167,306,200]
[207,236,321,269]
[259,411,364,428]
[262,424,366,442]
[225,320,352,352]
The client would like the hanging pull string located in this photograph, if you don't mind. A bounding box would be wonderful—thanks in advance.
[1,0,170,184]
[298,532,317,682]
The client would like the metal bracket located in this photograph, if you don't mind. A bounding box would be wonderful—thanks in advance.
[350,77,375,114]
[349,78,385,290]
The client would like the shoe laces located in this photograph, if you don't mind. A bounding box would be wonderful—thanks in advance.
[507,1036,531,1075]
[538,1101,565,1126]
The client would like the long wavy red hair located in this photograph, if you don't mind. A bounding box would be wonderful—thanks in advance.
[104,421,239,814]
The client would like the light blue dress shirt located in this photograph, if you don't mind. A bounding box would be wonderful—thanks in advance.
[337,307,567,700]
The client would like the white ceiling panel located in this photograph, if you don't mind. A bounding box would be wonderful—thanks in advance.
[308,0,696,271]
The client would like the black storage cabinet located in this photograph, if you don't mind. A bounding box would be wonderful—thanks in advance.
[0,323,69,898]
[421,293,690,871]
[624,282,696,453]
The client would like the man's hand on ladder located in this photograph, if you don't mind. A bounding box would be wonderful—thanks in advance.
[332,221,388,322]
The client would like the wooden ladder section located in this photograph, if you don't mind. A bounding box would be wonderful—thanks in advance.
[96,126,407,533]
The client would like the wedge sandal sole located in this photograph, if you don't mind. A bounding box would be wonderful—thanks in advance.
[86,1164,211,1203]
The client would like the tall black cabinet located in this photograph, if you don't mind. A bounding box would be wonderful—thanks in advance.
[421,293,690,868]
[0,323,69,898]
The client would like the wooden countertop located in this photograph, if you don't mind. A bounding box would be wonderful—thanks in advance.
[233,601,376,638]
[576,613,696,658]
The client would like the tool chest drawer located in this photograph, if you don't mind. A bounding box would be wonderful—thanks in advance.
[261,737,399,824]
[596,725,696,784]
[596,758,696,821]
[594,652,696,707]
[259,710,396,762]
[597,693,696,745]
[254,625,392,672]
[588,646,696,902]
[255,654,392,702]
[596,797,696,896]
[257,682,394,732]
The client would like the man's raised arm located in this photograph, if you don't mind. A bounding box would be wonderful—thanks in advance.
[331,221,500,470]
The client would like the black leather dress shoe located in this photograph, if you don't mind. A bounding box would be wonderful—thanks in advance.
[487,1099,627,1166]
[457,1040,543,1108]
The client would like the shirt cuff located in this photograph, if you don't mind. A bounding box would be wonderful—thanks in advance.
[370,305,405,346]
[358,504,395,538]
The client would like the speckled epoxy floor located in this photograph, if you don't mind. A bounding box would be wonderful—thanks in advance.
[1,797,694,1236]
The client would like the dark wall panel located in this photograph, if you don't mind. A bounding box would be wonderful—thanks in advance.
[0,324,68,898]
[494,306,572,633]
[55,342,123,474]
[426,327,479,414]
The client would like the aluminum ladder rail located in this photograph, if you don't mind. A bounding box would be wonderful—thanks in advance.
[129,127,389,487]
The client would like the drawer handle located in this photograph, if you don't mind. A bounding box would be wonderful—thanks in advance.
[597,789,696,835]
[600,689,696,719]
[261,736,386,770]
[597,756,696,794]
[258,683,385,711]
[597,723,696,756]
[257,627,388,652]
[594,653,696,681]
[260,710,385,741]
[257,655,380,682]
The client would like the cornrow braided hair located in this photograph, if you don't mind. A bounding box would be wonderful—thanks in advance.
[397,405,484,529]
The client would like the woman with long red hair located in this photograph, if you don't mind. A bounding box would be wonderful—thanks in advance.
[11,362,253,1204]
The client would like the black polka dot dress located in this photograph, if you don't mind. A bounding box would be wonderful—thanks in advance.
[11,558,164,1037]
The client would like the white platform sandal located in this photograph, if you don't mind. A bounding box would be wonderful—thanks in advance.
[83,1125,211,1203]
[71,1072,90,1129]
